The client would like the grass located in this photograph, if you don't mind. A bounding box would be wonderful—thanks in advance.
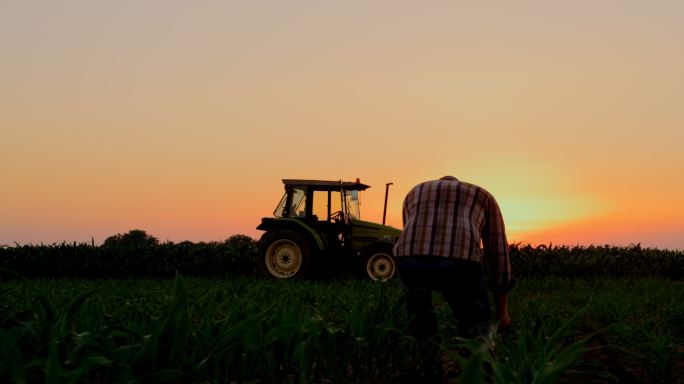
[1,275,683,383]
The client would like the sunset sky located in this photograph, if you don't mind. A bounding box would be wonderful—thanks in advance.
[2,1,683,249]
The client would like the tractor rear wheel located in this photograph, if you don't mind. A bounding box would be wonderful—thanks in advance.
[257,230,312,279]
[362,243,396,282]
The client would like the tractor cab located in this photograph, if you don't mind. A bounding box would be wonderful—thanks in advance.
[271,179,367,248]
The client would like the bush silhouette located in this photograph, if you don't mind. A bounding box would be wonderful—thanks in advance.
[102,229,160,249]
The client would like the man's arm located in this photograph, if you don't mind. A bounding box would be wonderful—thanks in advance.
[482,194,512,292]
[494,291,511,331]
[482,193,513,330]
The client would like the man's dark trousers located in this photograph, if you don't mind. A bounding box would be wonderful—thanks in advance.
[396,256,492,378]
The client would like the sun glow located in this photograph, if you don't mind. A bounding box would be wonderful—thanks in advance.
[445,158,607,242]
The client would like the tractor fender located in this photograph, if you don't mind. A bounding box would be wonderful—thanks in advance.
[257,218,325,251]
[357,241,396,258]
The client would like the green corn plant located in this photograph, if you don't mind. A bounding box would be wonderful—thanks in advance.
[0,329,27,384]
[448,306,594,384]
[129,272,193,380]
[0,287,102,382]
[632,327,680,383]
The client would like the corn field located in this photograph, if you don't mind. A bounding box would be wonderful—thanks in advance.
[1,236,683,280]
[1,235,683,382]
[0,234,257,279]
[1,272,683,383]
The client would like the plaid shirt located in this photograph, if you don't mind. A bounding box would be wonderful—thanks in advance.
[393,176,512,291]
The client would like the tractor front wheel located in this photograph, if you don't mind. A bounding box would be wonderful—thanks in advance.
[257,230,312,279]
[362,244,396,282]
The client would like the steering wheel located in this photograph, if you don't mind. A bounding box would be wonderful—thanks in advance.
[330,210,344,223]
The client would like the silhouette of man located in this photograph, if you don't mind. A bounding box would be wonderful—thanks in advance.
[393,176,512,380]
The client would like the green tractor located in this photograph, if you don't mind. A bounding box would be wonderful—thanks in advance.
[256,179,401,281]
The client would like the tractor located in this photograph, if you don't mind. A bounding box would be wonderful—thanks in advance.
[255,179,401,281]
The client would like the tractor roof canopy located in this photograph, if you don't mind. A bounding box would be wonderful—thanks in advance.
[282,179,370,191]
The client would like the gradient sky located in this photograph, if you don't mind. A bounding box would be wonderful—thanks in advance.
[2,1,683,249]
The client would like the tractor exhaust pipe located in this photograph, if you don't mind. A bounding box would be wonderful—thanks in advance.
[383,182,393,225]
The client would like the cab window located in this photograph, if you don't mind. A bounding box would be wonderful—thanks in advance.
[289,187,307,217]
[312,190,343,220]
